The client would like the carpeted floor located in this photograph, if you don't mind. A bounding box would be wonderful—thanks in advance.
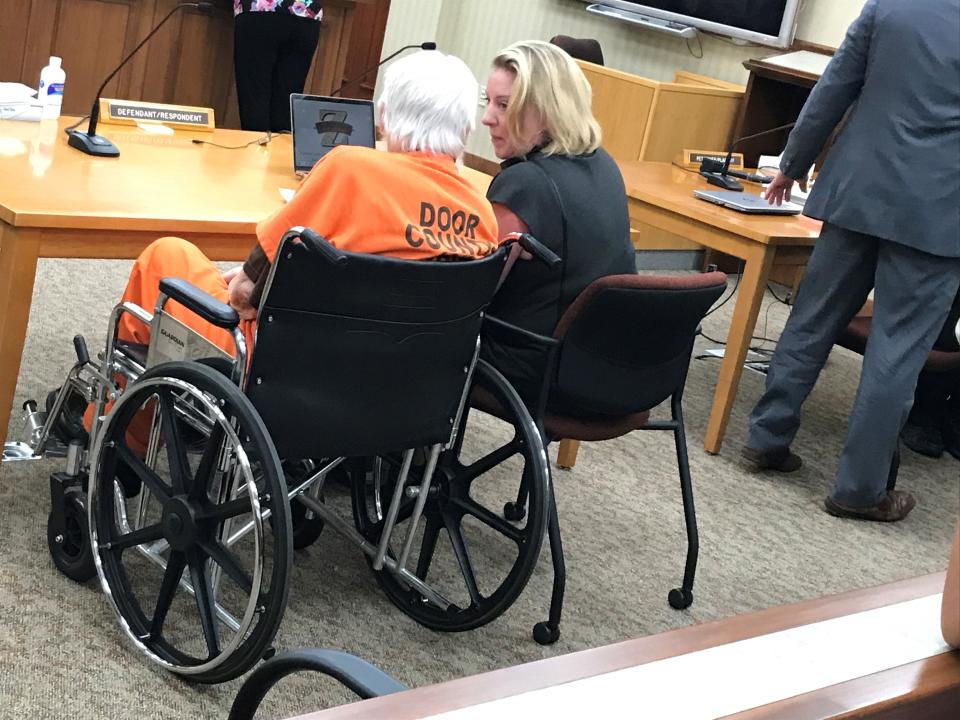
[1,259,957,719]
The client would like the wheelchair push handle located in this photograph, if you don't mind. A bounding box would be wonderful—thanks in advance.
[516,233,562,269]
[293,227,347,266]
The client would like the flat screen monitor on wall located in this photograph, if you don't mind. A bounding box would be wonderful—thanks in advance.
[580,0,803,48]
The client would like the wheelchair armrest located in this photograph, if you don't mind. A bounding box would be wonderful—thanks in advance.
[158,278,239,330]
[227,649,407,720]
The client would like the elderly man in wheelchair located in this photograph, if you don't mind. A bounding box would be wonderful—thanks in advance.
[4,50,557,684]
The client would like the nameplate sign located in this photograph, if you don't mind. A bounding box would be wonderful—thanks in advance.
[98,98,215,132]
[681,149,744,169]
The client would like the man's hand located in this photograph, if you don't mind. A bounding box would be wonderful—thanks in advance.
[764,171,807,206]
[222,265,243,284]
[227,268,257,321]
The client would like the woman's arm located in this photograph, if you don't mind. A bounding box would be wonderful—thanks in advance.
[493,202,528,240]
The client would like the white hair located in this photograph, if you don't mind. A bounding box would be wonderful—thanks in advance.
[377,50,479,159]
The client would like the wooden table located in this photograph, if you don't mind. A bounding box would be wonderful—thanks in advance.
[0,117,490,446]
[298,574,958,720]
[621,162,821,455]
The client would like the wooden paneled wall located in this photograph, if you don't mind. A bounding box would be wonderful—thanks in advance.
[0,0,376,128]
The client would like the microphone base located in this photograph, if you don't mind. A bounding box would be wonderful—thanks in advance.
[701,171,742,191]
[66,130,119,157]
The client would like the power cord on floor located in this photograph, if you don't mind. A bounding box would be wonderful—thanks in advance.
[704,261,744,318]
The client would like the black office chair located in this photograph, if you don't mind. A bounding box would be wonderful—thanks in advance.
[34,228,554,683]
[549,35,605,65]
[474,271,727,644]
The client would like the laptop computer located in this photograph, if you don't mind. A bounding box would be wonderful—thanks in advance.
[290,94,376,177]
[693,189,803,215]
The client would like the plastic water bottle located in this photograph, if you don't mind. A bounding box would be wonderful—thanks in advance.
[38,56,65,120]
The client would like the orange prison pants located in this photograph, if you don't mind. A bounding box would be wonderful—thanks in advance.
[84,237,257,450]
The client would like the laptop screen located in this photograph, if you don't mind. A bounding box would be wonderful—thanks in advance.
[290,94,376,174]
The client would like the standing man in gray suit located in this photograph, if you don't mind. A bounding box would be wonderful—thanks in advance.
[742,0,960,522]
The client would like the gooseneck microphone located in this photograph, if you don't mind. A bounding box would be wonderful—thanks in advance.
[66,1,215,157]
[329,41,437,98]
[700,121,797,192]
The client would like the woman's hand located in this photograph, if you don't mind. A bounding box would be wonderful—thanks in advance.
[227,269,258,321]
[763,171,806,206]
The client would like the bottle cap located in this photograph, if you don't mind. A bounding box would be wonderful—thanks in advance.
[49,56,62,69]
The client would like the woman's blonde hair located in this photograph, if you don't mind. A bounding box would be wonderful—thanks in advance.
[492,40,601,157]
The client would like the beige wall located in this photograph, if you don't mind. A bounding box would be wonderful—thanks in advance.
[379,0,867,159]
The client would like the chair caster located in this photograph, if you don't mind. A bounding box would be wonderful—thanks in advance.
[533,621,560,645]
[503,501,526,522]
[668,587,693,610]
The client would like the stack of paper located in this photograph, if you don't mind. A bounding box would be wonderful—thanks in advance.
[762,50,832,77]
[0,82,41,121]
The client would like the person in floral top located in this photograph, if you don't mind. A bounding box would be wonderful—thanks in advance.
[233,0,324,131]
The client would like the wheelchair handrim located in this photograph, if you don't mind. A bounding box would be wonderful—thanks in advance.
[88,375,265,676]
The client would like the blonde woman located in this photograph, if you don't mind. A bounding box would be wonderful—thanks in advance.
[480,40,635,401]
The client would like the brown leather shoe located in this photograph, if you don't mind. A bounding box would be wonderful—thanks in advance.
[741,445,803,472]
[824,490,917,522]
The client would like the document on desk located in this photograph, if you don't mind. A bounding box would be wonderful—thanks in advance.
[761,50,832,77]
[0,82,41,121]
[425,594,949,720]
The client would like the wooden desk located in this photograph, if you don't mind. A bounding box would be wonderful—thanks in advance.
[622,162,821,454]
[0,117,490,446]
[299,574,957,720]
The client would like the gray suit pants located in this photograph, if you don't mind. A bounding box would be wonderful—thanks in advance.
[747,223,960,507]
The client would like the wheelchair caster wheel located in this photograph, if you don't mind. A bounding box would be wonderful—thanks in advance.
[533,621,560,645]
[668,587,693,610]
[47,487,95,583]
[503,501,526,522]
[290,498,325,550]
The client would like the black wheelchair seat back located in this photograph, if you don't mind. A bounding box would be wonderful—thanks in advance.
[245,230,508,459]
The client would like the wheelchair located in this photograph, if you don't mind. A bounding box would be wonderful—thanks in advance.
[2,228,557,683]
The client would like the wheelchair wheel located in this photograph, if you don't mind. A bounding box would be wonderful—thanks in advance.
[47,486,96,583]
[88,361,292,684]
[351,360,549,632]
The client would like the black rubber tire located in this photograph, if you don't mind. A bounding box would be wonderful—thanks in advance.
[290,497,325,550]
[47,487,96,583]
[668,587,693,610]
[351,360,549,632]
[90,361,292,684]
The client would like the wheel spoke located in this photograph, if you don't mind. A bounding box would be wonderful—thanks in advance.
[116,443,171,501]
[442,511,483,607]
[454,441,518,485]
[200,497,252,523]
[150,550,186,639]
[452,497,524,544]
[160,392,191,495]
[108,523,165,552]
[187,549,220,659]
[414,514,443,581]
[191,424,224,501]
[198,538,253,595]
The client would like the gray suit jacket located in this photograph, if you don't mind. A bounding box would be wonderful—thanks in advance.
[781,0,960,258]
